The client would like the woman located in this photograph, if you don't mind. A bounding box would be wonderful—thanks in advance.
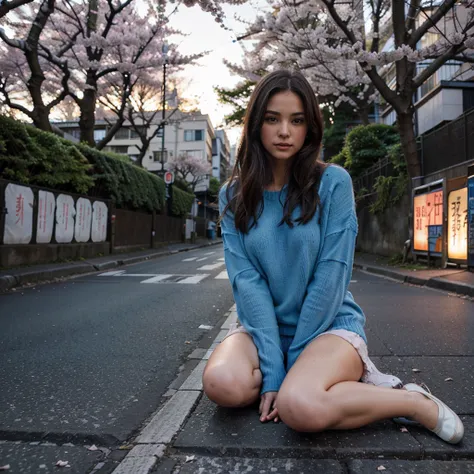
[202,70,464,444]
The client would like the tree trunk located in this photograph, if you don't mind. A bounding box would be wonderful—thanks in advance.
[137,138,152,168]
[397,111,421,179]
[358,106,370,125]
[25,66,52,132]
[79,72,97,146]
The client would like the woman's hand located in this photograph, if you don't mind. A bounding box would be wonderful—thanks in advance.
[259,391,279,423]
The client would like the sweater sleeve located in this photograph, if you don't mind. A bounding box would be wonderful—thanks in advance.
[286,169,358,369]
[219,185,286,394]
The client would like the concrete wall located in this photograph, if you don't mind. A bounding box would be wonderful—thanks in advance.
[0,242,110,268]
[356,193,411,257]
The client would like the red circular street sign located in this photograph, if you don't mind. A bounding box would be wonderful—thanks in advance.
[164,171,174,184]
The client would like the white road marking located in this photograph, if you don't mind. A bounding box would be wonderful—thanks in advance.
[182,257,198,262]
[123,274,161,277]
[199,325,214,330]
[99,271,125,276]
[141,275,174,284]
[217,257,225,261]
[177,274,209,284]
[198,262,225,271]
[196,257,208,261]
[350,280,358,283]
[203,252,216,256]
[215,270,229,280]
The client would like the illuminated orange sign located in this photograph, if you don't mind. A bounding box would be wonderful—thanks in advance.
[448,187,468,260]
[413,190,443,252]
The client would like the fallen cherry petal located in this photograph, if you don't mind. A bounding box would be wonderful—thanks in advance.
[412,368,421,373]
[185,455,195,463]
[0,466,10,471]
[445,377,453,382]
[377,466,387,471]
[87,445,98,451]
[56,460,70,468]
[400,427,409,433]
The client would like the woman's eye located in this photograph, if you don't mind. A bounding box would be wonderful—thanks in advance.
[293,118,305,124]
[265,116,277,123]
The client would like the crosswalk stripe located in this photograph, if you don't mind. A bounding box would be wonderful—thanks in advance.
[215,270,228,280]
[182,257,198,262]
[217,258,225,261]
[178,274,210,284]
[203,252,215,256]
[99,271,125,276]
[196,257,208,261]
[141,275,174,284]
[198,262,226,271]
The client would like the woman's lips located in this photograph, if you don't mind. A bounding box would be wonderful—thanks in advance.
[275,144,292,150]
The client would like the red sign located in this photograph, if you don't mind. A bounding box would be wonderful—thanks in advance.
[164,171,174,184]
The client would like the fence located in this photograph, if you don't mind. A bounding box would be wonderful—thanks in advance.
[420,108,474,176]
[352,156,395,194]
[0,179,111,267]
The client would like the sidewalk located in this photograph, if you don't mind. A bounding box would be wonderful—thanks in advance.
[354,252,474,298]
[112,304,474,474]
[0,238,223,292]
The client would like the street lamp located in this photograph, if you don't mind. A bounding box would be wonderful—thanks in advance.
[161,42,169,175]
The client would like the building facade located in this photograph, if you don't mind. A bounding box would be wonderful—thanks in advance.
[211,129,231,182]
[54,111,218,192]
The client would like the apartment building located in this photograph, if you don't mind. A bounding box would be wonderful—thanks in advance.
[55,111,223,192]
[212,129,231,181]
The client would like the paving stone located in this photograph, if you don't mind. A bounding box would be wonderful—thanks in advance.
[407,415,474,459]
[173,396,420,458]
[180,360,207,391]
[173,456,344,473]
[348,459,474,473]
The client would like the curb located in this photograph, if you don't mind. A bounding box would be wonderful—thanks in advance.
[0,240,223,292]
[354,262,474,298]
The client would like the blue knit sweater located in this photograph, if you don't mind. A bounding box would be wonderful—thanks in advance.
[219,165,366,395]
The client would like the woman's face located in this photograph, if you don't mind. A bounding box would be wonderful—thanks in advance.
[260,90,308,162]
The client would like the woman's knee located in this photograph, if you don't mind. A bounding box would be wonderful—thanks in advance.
[277,387,332,432]
[202,363,261,408]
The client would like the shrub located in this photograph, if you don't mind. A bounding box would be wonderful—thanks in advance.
[172,185,195,217]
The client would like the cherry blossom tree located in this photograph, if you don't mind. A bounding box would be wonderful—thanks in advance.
[168,152,212,192]
[243,0,474,178]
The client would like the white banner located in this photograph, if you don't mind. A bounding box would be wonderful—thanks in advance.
[55,194,76,243]
[91,201,108,243]
[36,190,56,244]
[74,198,92,243]
[3,183,34,244]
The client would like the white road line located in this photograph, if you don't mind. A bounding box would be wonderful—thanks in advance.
[141,275,174,284]
[123,274,161,277]
[215,270,229,280]
[182,257,198,262]
[198,262,226,271]
[98,270,125,276]
[196,257,208,262]
[217,257,225,261]
[350,280,358,283]
[203,252,216,256]
[177,274,210,284]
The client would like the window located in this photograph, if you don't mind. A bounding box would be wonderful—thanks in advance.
[94,129,106,142]
[110,146,129,154]
[114,127,130,140]
[130,126,146,139]
[184,129,204,141]
[70,128,81,139]
[185,150,204,159]
[153,150,168,162]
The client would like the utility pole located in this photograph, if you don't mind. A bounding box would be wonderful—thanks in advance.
[160,43,168,176]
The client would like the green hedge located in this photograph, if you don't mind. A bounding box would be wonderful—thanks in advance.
[172,185,195,217]
[0,115,93,194]
[0,115,173,212]
[77,144,166,212]
[331,124,400,178]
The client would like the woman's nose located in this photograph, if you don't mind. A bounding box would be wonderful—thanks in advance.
[278,123,290,137]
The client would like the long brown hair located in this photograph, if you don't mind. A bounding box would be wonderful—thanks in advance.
[224,69,326,233]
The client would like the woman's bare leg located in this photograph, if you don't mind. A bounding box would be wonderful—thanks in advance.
[277,335,438,432]
[203,333,261,407]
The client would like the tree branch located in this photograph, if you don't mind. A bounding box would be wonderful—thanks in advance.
[0,0,33,19]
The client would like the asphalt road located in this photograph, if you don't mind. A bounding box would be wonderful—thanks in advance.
[0,246,233,444]
[1,248,474,473]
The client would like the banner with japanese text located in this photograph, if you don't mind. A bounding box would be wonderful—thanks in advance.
[55,194,76,243]
[75,198,92,243]
[413,189,443,253]
[3,183,34,244]
[36,190,56,244]
[448,187,468,261]
[91,201,108,243]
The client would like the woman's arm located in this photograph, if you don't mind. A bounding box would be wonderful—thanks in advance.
[287,169,358,369]
[219,185,286,395]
